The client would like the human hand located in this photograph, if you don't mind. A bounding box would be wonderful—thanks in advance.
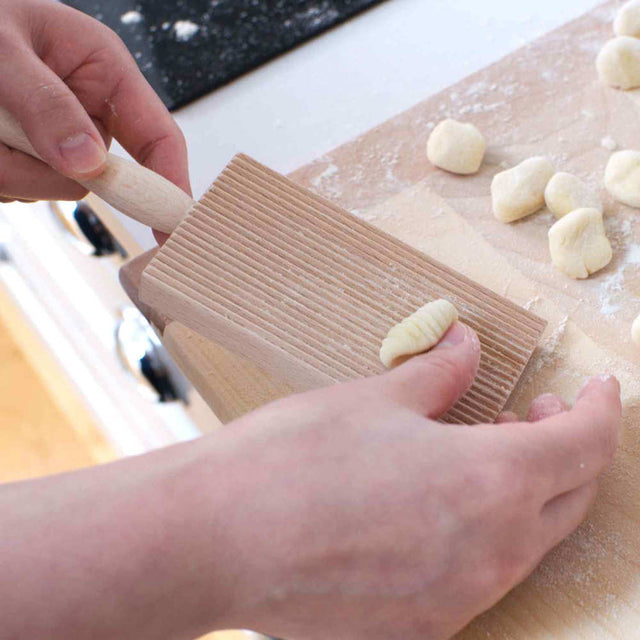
[212,322,621,640]
[0,322,621,640]
[0,0,190,213]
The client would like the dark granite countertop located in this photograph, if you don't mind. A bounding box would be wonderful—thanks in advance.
[63,0,384,110]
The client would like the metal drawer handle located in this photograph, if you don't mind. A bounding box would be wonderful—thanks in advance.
[115,306,187,403]
[50,200,127,258]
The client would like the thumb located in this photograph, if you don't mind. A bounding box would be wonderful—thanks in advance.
[0,52,107,180]
[385,322,481,418]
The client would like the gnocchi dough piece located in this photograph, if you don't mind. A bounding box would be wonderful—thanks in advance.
[379,299,458,368]
[427,119,486,175]
[596,36,640,90]
[492,157,554,223]
[615,0,640,38]
[604,150,640,208]
[548,208,612,279]
[632,313,640,346]
[544,172,602,218]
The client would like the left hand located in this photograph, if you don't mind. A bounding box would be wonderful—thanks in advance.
[0,0,191,213]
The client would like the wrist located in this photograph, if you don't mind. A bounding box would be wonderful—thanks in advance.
[121,434,249,637]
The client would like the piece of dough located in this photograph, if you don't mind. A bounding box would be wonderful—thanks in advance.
[632,314,640,346]
[426,119,486,175]
[604,150,640,208]
[548,208,612,279]
[379,299,458,368]
[491,156,554,223]
[615,0,640,38]
[596,36,640,90]
[544,172,602,218]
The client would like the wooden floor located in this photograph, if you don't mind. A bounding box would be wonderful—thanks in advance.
[0,283,246,640]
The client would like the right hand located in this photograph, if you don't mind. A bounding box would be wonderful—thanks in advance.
[213,323,621,639]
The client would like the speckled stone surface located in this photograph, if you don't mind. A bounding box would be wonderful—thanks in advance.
[62,0,384,111]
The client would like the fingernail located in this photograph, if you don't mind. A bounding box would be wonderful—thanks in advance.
[601,374,621,394]
[437,322,469,347]
[59,133,106,176]
[578,374,620,397]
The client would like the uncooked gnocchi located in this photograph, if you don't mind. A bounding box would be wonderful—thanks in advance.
[615,0,640,38]
[548,208,612,279]
[492,157,555,223]
[604,150,640,208]
[544,172,602,218]
[427,119,486,175]
[379,299,458,368]
[597,36,640,90]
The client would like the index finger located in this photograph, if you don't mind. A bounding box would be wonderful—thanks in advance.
[103,64,192,198]
[499,376,621,497]
[36,5,192,198]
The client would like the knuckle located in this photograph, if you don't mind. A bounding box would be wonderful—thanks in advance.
[22,82,74,121]
[100,28,129,54]
[0,30,23,57]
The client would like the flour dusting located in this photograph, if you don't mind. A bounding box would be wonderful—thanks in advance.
[121,10,143,25]
[523,296,540,311]
[533,316,569,373]
[597,220,640,315]
[173,20,200,41]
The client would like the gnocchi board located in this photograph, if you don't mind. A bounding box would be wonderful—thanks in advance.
[138,153,545,426]
[120,0,640,637]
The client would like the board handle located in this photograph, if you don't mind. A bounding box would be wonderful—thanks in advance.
[0,107,194,233]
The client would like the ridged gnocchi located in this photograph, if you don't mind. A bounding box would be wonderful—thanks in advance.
[379,299,459,368]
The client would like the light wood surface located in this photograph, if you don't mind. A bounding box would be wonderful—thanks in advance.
[285,1,640,637]
[163,322,293,424]
[140,154,545,425]
[0,107,192,233]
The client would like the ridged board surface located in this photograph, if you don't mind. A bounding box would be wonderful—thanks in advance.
[141,154,546,424]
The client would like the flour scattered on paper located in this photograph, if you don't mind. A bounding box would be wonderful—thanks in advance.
[533,316,569,373]
[598,217,640,315]
[311,163,343,200]
[601,136,617,151]
[311,163,338,187]
[523,296,540,311]
[599,269,624,316]
[121,10,143,25]
[173,20,200,41]
[625,243,640,265]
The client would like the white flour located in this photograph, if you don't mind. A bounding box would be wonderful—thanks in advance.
[120,10,143,25]
[173,20,200,41]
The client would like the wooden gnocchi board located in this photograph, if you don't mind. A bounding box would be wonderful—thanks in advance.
[287,1,640,637]
[121,1,640,637]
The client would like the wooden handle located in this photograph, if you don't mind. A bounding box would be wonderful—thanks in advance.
[0,107,194,233]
